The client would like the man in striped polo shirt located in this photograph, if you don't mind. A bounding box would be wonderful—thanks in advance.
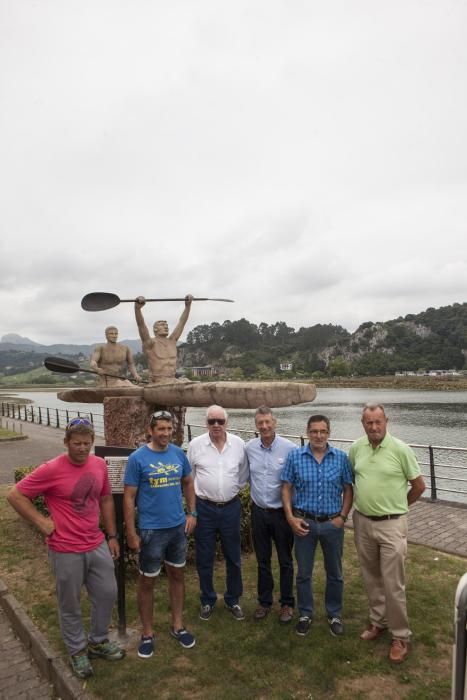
[281,414,353,638]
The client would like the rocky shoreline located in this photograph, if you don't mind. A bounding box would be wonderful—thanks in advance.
[314,375,467,391]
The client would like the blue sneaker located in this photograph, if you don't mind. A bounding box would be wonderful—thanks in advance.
[170,627,196,649]
[138,635,155,658]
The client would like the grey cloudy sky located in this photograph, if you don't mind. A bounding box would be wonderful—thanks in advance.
[1,0,466,345]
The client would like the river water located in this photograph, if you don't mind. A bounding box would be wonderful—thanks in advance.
[194,388,467,448]
[3,387,467,502]
[2,386,467,446]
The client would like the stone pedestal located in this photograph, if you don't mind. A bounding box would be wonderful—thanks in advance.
[103,397,186,447]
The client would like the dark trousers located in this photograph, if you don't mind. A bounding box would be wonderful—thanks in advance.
[251,502,294,608]
[195,496,243,607]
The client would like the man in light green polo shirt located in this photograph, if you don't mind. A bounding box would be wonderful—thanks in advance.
[349,403,425,665]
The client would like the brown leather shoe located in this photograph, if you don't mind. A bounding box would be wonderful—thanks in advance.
[360,624,386,641]
[388,639,410,664]
[279,605,294,623]
[254,605,270,620]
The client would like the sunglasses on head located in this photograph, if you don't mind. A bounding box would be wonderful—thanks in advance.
[66,417,93,429]
[150,410,173,425]
[207,418,226,426]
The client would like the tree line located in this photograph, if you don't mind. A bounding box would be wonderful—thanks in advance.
[178,303,467,378]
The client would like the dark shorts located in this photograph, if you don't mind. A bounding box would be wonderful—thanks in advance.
[138,523,187,577]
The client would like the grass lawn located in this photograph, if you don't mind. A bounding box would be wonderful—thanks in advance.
[0,426,25,440]
[0,485,464,699]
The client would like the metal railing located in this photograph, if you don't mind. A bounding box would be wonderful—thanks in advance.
[186,423,467,505]
[0,401,104,439]
[2,401,467,504]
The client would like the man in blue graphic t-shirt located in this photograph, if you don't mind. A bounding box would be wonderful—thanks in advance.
[124,410,197,658]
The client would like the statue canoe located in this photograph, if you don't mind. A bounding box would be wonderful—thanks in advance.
[58,381,316,408]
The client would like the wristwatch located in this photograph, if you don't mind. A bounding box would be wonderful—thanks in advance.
[106,533,118,540]
[188,511,198,517]
[339,513,348,522]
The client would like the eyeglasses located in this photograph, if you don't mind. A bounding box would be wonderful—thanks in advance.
[150,410,173,425]
[207,418,226,426]
[66,417,93,429]
[308,429,329,436]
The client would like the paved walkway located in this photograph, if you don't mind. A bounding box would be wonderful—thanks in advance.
[0,420,104,485]
[346,499,467,558]
[405,499,467,558]
[1,420,467,697]
[0,606,53,699]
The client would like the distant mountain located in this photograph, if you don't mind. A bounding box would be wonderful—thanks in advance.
[0,336,142,355]
[1,333,41,346]
[0,334,143,381]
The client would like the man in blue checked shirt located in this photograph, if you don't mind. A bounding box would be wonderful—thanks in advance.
[281,414,353,638]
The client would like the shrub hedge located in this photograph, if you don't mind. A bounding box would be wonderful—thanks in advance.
[14,465,49,516]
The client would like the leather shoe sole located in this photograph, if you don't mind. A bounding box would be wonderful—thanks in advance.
[279,606,293,623]
[254,606,270,620]
[360,625,386,641]
[389,639,410,664]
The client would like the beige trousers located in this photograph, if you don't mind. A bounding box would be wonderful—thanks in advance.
[353,510,411,641]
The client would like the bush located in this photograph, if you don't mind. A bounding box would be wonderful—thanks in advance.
[14,466,35,482]
[14,465,49,516]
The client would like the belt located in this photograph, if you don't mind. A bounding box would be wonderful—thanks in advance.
[253,503,284,513]
[293,509,340,522]
[358,511,403,521]
[197,495,239,507]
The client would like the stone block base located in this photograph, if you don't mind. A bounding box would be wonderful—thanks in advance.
[103,398,186,447]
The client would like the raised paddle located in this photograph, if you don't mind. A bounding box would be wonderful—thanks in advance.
[44,356,143,384]
[81,292,235,312]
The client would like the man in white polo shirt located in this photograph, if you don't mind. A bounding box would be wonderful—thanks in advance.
[188,405,249,621]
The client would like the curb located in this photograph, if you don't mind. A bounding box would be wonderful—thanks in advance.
[0,578,91,700]
[0,435,28,442]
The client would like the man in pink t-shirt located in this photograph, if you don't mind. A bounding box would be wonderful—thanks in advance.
[7,418,125,679]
